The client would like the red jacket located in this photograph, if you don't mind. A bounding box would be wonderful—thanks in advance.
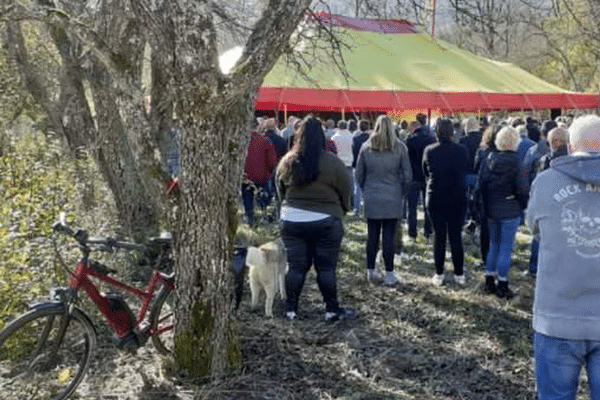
[245,131,277,184]
[326,139,337,155]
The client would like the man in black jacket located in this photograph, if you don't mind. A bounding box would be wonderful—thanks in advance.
[351,120,371,215]
[406,117,436,240]
[525,126,569,278]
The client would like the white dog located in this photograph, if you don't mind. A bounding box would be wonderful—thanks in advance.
[246,238,287,317]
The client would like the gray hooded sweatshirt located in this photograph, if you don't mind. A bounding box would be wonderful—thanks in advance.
[526,154,600,340]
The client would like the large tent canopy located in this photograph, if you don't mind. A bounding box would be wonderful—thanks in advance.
[251,13,599,113]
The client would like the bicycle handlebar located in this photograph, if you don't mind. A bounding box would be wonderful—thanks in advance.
[52,220,149,254]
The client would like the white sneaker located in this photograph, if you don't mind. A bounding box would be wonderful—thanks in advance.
[432,273,445,287]
[284,311,297,320]
[454,274,466,285]
[367,269,382,283]
[383,271,403,286]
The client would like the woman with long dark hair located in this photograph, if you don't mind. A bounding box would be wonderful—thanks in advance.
[276,116,355,321]
[422,119,469,286]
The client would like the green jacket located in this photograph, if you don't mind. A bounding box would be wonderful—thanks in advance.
[277,151,352,219]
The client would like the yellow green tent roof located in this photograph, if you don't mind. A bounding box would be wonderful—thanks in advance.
[255,14,598,112]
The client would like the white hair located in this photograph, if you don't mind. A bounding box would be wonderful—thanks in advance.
[463,116,480,132]
[495,126,519,151]
[548,127,569,151]
[568,114,600,153]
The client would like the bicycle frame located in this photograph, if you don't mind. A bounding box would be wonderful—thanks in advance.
[68,258,174,338]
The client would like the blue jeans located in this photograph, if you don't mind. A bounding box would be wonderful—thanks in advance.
[281,217,344,314]
[529,238,539,274]
[534,332,600,400]
[407,181,432,238]
[485,216,520,280]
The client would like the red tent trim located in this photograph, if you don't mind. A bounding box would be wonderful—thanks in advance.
[255,87,600,112]
[309,12,417,34]
[258,14,599,113]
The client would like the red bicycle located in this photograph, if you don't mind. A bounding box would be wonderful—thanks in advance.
[0,216,175,400]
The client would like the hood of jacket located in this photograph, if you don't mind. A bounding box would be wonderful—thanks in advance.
[551,153,600,185]
[487,151,519,175]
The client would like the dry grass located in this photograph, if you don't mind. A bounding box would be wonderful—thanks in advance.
[204,211,541,400]
[68,210,593,399]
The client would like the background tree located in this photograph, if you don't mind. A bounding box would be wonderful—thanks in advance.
[1,0,318,378]
[1,1,161,241]
[526,0,600,92]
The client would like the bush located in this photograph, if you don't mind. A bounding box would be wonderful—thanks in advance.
[0,126,81,328]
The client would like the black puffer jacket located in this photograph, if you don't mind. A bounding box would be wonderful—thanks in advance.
[479,151,529,220]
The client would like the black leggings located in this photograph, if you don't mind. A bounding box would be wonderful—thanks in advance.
[428,204,465,276]
[281,217,344,314]
[366,219,398,272]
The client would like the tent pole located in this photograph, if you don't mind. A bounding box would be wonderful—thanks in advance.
[342,108,345,120]
[284,104,287,124]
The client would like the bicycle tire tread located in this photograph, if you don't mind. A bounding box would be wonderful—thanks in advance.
[0,305,96,400]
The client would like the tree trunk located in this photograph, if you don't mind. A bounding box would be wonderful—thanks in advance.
[4,11,162,241]
[167,0,312,379]
[3,0,313,379]
[172,96,249,377]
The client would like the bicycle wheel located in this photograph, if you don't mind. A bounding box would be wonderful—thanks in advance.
[0,305,96,400]
[149,287,175,356]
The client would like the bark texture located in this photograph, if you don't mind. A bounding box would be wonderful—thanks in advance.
[166,0,312,378]
[2,0,312,379]
[3,0,162,240]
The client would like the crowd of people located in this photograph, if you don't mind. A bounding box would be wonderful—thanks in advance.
[242,111,600,399]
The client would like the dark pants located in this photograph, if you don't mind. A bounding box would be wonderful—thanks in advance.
[366,219,398,272]
[241,181,271,225]
[407,181,432,238]
[281,217,344,314]
[395,219,404,254]
[428,203,466,276]
[464,173,476,224]
[529,238,539,274]
[480,217,490,264]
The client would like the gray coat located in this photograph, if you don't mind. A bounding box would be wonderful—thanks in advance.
[355,139,412,219]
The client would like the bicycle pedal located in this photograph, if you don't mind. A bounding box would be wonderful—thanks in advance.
[114,331,140,353]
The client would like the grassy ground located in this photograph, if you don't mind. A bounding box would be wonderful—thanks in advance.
[213,210,542,400]
[3,205,592,399]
